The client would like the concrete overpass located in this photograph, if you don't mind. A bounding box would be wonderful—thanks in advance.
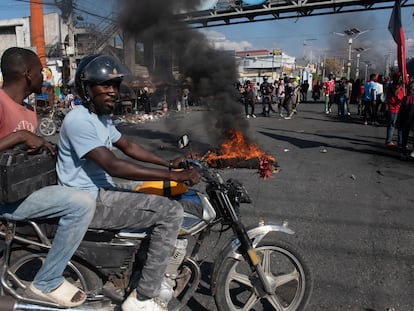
[176,0,414,28]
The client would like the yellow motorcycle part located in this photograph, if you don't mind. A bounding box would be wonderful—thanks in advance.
[135,180,188,197]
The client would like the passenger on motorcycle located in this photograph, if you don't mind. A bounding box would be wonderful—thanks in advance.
[56,54,201,311]
[0,47,96,307]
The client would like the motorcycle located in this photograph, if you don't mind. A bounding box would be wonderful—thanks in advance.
[0,135,312,311]
[38,105,67,137]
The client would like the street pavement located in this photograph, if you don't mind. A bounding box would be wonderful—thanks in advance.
[50,101,414,310]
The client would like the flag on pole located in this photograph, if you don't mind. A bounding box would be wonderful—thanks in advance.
[388,0,408,83]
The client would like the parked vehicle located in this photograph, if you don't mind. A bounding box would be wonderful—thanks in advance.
[38,105,67,137]
[0,135,312,311]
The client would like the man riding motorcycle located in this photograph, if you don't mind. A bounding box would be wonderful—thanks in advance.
[56,54,201,311]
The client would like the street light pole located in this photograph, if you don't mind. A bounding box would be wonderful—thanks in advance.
[354,47,369,81]
[347,38,352,80]
[333,28,369,80]
[364,62,371,82]
[355,53,361,80]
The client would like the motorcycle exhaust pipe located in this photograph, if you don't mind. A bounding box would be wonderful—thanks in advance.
[0,296,60,311]
[0,296,15,311]
[0,296,104,311]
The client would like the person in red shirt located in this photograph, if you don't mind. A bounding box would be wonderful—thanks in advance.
[397,79,414,159]
[385,72,404,147]
[323,74,335,114]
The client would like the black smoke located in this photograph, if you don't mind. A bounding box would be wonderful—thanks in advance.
[118,0,248,145]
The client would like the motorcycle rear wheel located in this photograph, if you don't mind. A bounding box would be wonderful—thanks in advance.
[214,239,312,311]
[38,118,57,137]
[7,250,103,296]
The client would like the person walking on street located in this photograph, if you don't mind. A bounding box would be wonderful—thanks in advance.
[243,80,256,118]
[259,77,274,117]
[346,79,353,115]
[385,72,404,147]
[182,87,190,111]
[300,80,309,102]
[56,54,201,311]
[323,74,336,114]
[141,87,151,114]
[276,78,286,117]
[283,76,296,120]
[397,80,414,160]
[0,47,96,308]
[363,74,378,125]
[336,77,348,117]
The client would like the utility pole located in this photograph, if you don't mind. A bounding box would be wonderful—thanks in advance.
[30,0,46,67]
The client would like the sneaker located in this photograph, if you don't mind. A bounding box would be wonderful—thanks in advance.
[284,116,291,120]
[364,121,368,125]
[246,115,250,119]
[410,151,414,159]
[122,292,167,311]
[279,113,284,117]
[385,142,397,147]
[251,114,256,118]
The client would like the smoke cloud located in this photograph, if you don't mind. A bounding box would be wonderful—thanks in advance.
[119,0,249,146]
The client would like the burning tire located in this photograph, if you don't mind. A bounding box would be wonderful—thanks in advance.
[214,238,312,311]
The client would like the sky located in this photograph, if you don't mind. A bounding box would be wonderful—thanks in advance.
[1,0,413,70]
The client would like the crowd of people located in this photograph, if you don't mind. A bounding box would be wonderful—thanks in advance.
[319,72,414,159]
[238,71,414,160]
[238,75,302,120]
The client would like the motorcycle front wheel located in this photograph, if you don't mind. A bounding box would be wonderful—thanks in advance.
[214,239,312,311]
[38,118,57,136]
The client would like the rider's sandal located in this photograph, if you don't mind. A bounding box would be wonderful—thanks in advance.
[28,280,86,307]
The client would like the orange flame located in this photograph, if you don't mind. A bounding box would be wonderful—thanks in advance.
[205,130,275,166]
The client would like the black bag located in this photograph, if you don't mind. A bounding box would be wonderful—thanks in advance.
[0,146,57,204]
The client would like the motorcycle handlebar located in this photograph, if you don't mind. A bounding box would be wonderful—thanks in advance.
[180,159,223,185]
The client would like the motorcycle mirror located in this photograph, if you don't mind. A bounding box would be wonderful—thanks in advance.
[178,134,190,149]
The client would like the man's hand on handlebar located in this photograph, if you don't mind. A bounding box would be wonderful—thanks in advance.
[184,167,201,186]
[170,156,186,169]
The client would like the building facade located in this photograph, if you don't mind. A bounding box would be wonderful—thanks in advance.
[235,49,296,83]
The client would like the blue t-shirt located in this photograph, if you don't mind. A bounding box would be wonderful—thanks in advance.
[56,105,122,198]
[364,81,377,101]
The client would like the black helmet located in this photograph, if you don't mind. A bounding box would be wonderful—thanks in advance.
[75,54,130,102]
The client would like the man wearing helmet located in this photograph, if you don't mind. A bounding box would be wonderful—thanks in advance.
[56,54,201,311]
